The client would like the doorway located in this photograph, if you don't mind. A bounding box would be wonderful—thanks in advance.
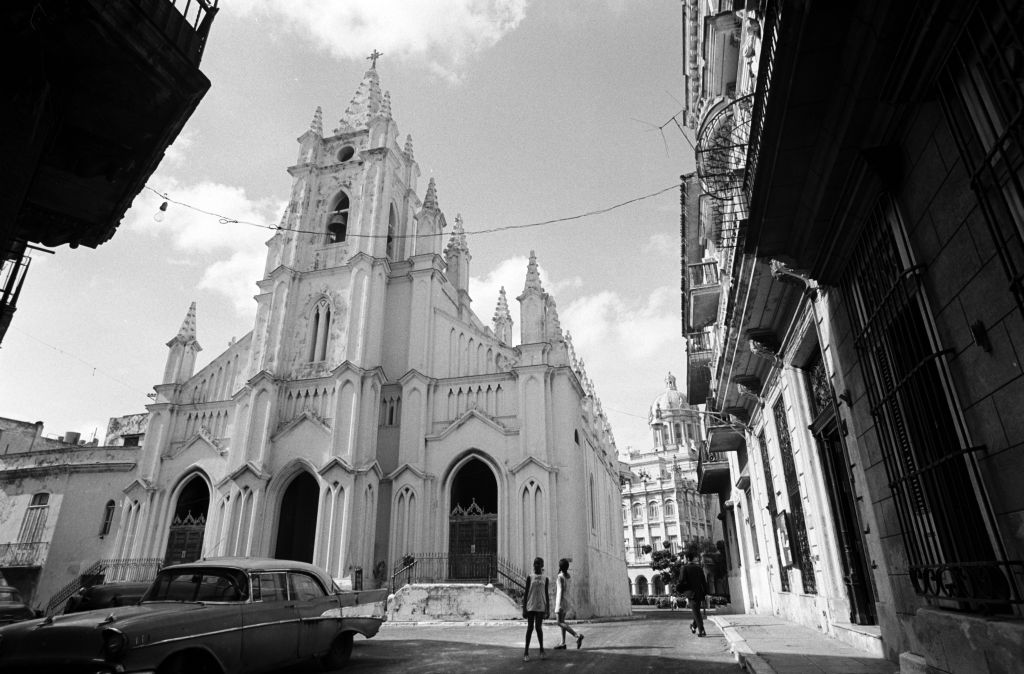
[164,475,209,566]
[275,472,319,563]
[806,355,877,624]
[448,458,497,580]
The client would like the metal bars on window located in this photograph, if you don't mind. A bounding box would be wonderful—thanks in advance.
[757,431,789,592]
[938,0,1024,319]
[773,398,817,595]
[845,196,1021,606]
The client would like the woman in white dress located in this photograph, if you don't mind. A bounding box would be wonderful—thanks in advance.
[554,558,584,649]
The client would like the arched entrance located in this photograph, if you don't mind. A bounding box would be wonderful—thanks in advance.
[164,475,209,566]
[448,457,497,580]
[275,472,319,563]
[635,576,649,596]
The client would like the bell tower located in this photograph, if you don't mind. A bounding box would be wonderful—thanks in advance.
[247,56,433,379]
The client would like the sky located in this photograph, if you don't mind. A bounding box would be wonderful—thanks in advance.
[0,0,696,455]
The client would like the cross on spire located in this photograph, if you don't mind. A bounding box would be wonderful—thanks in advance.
[367,49,383,69]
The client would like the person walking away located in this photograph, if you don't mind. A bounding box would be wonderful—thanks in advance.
[553,558,584,650]
[681,553,709,636]
[669,593,678,611]
[522,556,550,661]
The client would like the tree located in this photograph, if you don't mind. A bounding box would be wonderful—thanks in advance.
[650,541,683,592]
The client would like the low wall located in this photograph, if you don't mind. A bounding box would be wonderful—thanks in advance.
[387,583,520,622]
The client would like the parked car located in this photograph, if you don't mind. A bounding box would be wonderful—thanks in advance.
[0,585,35,625]
[63,581,152,614]
[0,557,386,673]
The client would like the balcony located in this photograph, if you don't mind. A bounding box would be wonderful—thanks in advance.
[707,423,746,453]
[686,329,714,404]
[697,447,730,495]
[687,261,721,328]
[0,542,50,567]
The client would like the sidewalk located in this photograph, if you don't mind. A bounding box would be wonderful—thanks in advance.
[709,614,898,674]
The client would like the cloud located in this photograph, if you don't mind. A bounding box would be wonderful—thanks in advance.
[198,249,267,318]
[232,0,528,81]
[471,255,685,454]
[560,285,684,453]
[641,232,677,257]
[469,254,578,328]
[122,175,282,316]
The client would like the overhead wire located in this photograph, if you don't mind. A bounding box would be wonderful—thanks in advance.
[143,182,682,241]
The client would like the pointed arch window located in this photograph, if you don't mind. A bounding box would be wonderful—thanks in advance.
[327,193,349,243]
[386,203,398,260]
[308,299,332,362]
[99,499,116,536]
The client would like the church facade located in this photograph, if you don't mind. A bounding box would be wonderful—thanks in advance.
[108,64,629,617]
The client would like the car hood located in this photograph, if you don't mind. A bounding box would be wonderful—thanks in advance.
[2,602,225,635]
[0,603,235,664]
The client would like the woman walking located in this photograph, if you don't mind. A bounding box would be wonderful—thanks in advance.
[553,558,584,650]
[522,557,550,662]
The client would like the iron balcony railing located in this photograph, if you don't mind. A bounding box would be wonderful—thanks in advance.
[136,0,219,66]
[0,542,49,567]
[43,558,164,616]
[744,0,782,200]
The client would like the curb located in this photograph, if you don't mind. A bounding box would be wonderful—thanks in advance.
[709,616,776,674]
[382,614,647,628]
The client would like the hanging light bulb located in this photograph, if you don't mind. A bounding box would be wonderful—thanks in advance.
[153,197,169,222]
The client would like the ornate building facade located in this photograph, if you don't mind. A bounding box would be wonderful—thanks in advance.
[107,63,629,616]
[620,373,715,597]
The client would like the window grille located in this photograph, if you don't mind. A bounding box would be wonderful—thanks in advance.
[745,489,761,562]
[938,0,1024,317]
[845,195,1021,606]
[773,398,817,594]
[757,431,789,592]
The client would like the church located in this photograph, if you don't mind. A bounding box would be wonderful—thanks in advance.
[107,60,629,616]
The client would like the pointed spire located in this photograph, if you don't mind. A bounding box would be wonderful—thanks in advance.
[445,214,469,256]
[176,301,197,342]
[404,134,414,159]
[493,287,513,344]
[423,177,439,211]
[310,106,323,136]
[335,65,384,133]
[523,250,544,293]
[382,91,392,119]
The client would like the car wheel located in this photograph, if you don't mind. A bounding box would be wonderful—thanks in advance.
[322,632,354,670]
[158,651,222,674]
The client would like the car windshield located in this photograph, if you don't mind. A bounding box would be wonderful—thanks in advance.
[143,569,250,603]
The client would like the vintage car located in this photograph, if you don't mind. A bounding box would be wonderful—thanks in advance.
[63,581,152,614]
[0,586,36,625]
[0,557,386,673]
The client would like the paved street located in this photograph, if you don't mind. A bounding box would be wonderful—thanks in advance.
[331,608,739,673]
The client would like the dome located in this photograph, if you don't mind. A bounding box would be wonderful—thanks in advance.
[649,372,686,423]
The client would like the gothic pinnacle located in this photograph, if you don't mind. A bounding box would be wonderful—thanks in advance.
[177,301,197,341]
[310,106,323,136]
[423,177,439,211]
[494,287,511,322]
[523,250,544,293]
[404,134,414,159]
[382,91,392,119]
